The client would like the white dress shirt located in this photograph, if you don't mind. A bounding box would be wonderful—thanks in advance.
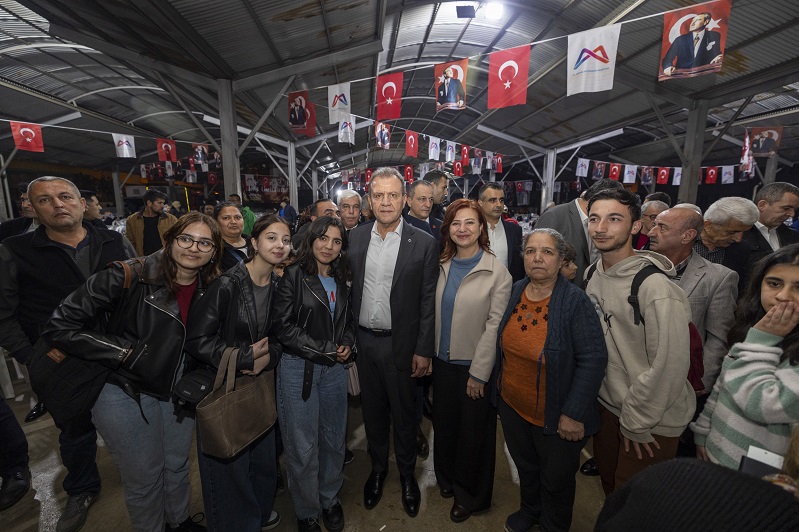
[487,219,508,269]
[359,218,404,329]
[755,221,780,251]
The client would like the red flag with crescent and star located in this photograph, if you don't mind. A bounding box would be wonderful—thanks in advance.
[461,145,470,165]
[495,154,503,173]
[405,130,418,158]
[705,166,718,184]
[609,163,622,181]
[657,167,671,184]
[364,168,372,183]
[404,165,414,182]
[157,138,177,162]
[10,122,44,152]
[377,72,403,121]
[488,45,531,109]
[453,160,463,176]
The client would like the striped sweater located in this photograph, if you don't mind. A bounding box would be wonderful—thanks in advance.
[692,328,799,470]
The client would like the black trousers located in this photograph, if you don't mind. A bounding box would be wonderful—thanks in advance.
[498,397,587,532]
[355,332,418,477]
[0,396,28,476]
[432,358,496,512]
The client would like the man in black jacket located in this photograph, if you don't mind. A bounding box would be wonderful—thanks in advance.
[0,188,37,242]
[477,183,524,282]
[0,176,128,532]
[348,168,438,518]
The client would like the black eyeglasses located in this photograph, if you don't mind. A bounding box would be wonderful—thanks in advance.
[175,235,215,253]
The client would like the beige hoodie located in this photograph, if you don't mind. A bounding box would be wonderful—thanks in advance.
[586,250,696,443]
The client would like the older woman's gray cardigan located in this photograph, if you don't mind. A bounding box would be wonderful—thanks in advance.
[492,273,608,436]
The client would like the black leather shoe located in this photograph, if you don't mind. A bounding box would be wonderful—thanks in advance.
[439,486,454,498]
[580,458,600,476]
[296,517,321,532]
[416,425,429,458]
[0,468,30,511]
[400,475,421,518]
[423,396,433,420]
[322,502,344,532]
[24,401,47,422]
[363,470,385,510]
[450,502,472,523]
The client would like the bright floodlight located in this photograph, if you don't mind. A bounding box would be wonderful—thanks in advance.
[485,2,503,20]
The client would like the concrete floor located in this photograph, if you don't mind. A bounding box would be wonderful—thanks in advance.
[0,363,605,532]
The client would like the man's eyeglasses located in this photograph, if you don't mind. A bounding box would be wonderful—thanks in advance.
[175,235,215,253]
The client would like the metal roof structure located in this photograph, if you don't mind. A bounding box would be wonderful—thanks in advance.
[0,0,798,205]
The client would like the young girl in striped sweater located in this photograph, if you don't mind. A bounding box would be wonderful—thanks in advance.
[693,244,799,469]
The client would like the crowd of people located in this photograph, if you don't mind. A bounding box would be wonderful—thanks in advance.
[2,171,799,532]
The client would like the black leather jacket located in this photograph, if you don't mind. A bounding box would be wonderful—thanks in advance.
[272,263,356,399]
[185,261,281,373]
[42,250,205,400]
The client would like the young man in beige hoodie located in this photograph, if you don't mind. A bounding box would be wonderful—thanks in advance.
[585,188,695,495]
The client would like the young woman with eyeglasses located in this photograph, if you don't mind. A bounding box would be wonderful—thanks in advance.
[43,212,222,532]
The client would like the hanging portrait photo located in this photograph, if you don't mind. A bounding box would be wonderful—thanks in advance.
[750,126,783,157]
[375,121,390,149]
[435,58,468,112]
[659,0,731,81]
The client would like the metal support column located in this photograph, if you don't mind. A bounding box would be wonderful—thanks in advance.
[111,167,125,218]
[541,149,557,214]
[764,156,779,183]
[217,79,241,199]
[288,141,298,208]
[678,99,709,204]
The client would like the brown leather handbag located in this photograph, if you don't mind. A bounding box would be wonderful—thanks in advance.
[195,347,276,459]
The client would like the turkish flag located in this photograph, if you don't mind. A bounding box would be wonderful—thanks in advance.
[461,144,470,165]
[516,182,523,192]
[705,166,718,184]
[208,173,218,186]
[609,163,622,181]
[377,72,403,120]
[404,165,414,181]
[364,168,372,183]
[10,122,44,152]
[453,160,463,176]
[261,177,271,190]
[495,154,503,173]
[405,130,418,158]
[488,45,531,109]
[157,138,177,162]
[657,167,670,184]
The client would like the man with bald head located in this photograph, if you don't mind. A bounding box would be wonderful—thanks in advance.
[648,205,738,403]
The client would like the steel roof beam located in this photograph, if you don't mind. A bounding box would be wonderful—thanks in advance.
[476,125,548,155]
[233,40,384,94]
[49,23,216,90]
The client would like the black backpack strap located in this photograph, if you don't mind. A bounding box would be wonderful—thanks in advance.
[582,262,598,290]
[629,265,664,326]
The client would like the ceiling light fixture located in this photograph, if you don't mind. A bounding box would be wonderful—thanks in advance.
[485,3,504,20]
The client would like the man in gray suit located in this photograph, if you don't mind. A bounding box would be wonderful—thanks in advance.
[348,168,438,518]
[648,205,737,398]
[535,179,623,285]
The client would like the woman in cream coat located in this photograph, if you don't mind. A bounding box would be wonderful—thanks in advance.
[432,198,512,523]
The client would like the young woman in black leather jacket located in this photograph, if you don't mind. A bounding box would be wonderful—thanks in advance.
[185,214,291,532]
[272,216,356,532]
[43,212,222,532]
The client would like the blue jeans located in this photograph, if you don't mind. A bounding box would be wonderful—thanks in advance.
[92,383,194,532]
[277,354,347,520]
[197,428,277,532]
